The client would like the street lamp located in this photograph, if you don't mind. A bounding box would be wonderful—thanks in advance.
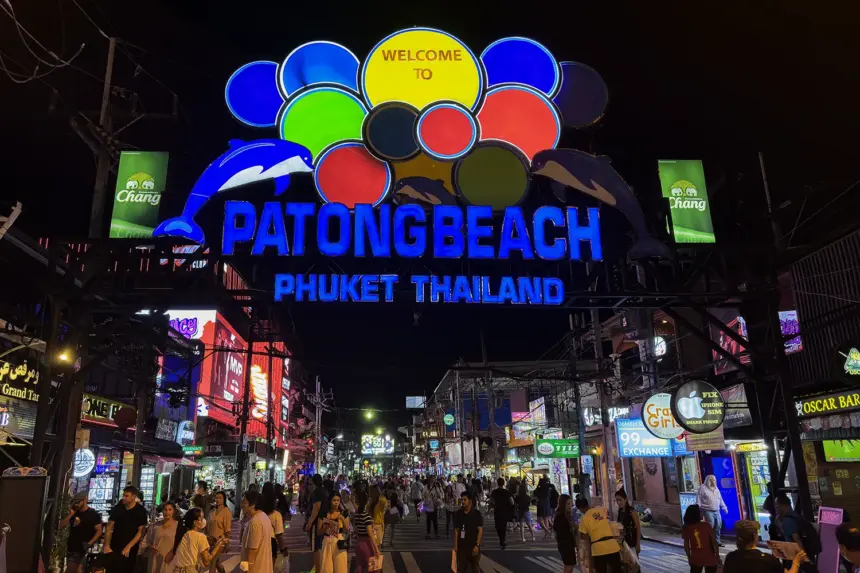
[365,410,374,420]
[336,434,344,440]
[376,427,383,435]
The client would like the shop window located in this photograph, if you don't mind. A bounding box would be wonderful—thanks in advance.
[678,456,701,493]
[663,457,680,504]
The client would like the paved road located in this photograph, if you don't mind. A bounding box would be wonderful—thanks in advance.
[217,512,702,572]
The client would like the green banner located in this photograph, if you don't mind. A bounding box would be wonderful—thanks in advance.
[657,159,715,244]
[109,151,168,238]
[535,438,580,458]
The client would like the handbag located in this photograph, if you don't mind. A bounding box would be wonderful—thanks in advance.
[368,554,384,572]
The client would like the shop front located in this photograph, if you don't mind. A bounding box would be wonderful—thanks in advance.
[0,354,40,465]
[796,388,860,519]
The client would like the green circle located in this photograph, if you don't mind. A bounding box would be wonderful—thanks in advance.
[443,414,455,426]
[454,143,530,210]
[280,87,367,161]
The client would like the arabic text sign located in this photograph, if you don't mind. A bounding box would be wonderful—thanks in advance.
[615,417,671,458]
[0,359,40,402]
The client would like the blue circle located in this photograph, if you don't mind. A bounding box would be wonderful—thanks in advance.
[279,41,360,97]
[553,61,608,128]
[416,102,478,161]
[225,61,284,128]
[481,37,561,97]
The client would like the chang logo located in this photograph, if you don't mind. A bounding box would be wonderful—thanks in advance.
[669,180,706,211]
[117,172,161,205]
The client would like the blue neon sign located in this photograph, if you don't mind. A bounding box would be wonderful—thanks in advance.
[223,201,602,306]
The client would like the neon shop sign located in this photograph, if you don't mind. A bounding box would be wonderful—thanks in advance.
[224,202,602,305]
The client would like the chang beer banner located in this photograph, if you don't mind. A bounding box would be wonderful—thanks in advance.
[657,159,715,244]
[109,151,168,238]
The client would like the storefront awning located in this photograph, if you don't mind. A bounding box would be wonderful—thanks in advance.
[143,454,200,468]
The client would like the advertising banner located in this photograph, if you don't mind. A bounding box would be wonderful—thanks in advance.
[247,341,285,447]
[658,159,715,243]
[616,417,671,458]
[685,425,725,451]
[671,380,726,434]
[109,151,168,238]
[535,438,580,458]
[721,384,753,428]
[642,393,684,439]
[193,313,247,427]
[361,434,394,456]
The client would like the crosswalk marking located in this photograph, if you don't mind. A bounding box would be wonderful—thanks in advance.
[401,551,422,573]
[382,551,397,573]
[480,554,516,573]
[526,555,563,571]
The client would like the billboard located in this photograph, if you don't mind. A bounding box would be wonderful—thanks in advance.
[109,151,168,238]
[779,310,802,354]
[361,434,394,456]
[615,417,671,458]
[247,341,287,447]
[658,159,715,244]
[709,309,751,376]
[406,396,426,409]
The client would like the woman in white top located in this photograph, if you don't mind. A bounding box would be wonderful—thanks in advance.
[168,507,227,573]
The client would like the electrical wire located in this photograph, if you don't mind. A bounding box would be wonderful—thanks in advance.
[0,1,85,68]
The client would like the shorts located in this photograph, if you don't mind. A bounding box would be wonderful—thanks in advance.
[65,551,86,565]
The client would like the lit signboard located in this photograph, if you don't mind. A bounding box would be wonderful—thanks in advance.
[361,434,394,456]
[81,394,130,428]
[0,359,40,402]
[247,341,287,447]
[535,438,580,458]
[152,29,670,299]
[615,417,671,458]
[779,310,802,354]
[796,389,860,418]
[406,396,426,409]
[109,151,168,239]
[182,444,204,456]
[657,159,715,244]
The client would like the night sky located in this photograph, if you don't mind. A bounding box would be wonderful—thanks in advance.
[2,1,858,430]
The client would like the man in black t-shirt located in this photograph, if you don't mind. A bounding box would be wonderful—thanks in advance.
[490,478,514,549]
[59,492,102,573]
[454,491,484,573]
[103,485,148,573]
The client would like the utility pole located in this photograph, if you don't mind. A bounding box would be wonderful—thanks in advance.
[480,329,499,479]
[233,331,254,518]
[315,376,322,471]
[88,37,116,239]
[455,365,465,472]
[267,348,275,482]
[130,345,153,489]
[592,308,617,514]
[570,313,588,500]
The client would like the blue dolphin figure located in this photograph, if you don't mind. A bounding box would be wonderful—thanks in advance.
[153,139,313,244]
[532,148,672,259]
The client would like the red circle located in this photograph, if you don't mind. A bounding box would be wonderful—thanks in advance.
[417,105,475,158]
[476,86,560,161]
[315,143,391,208]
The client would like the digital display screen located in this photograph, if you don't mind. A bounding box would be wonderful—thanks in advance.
[823,440,860,462]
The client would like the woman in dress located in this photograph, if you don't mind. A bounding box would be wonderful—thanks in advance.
[615,489,641,554]
[553,494,577,573]
[145,501,178,573]
[317,492,350,573]
[351,490,381,573]
[168,508,227,573]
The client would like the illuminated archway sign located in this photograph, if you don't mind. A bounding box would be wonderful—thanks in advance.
[151,28,670,304]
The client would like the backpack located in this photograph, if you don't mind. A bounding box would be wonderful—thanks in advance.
[786,514,821,555]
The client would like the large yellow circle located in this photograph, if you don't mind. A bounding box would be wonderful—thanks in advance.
[362,28,483,111]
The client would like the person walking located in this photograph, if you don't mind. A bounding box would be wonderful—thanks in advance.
[696,475,728,547]
[318,492,350,573]
[615,489,641,554]
[576,497,622,573]
[142,501,177,573]
[424,476,443,539]
[103,485,148,573]
[240,490,274,573]
[516,483,536,542]
[444,483,459,539]
[681,504,720,573]
[553,495,577,573]
[723,520,808,573]
[59,491,103,573]
[410,477,426,522]
[305,474,330,573]
[453,491,484,573]
[168,508,227,573]
[352,490,381,573]
[535,478,552,539]
[369,485,388,550]
[207,492,232,572]
[490,478,514,549]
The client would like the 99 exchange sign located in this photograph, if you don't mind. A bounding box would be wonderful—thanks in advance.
[671,380,726,434]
